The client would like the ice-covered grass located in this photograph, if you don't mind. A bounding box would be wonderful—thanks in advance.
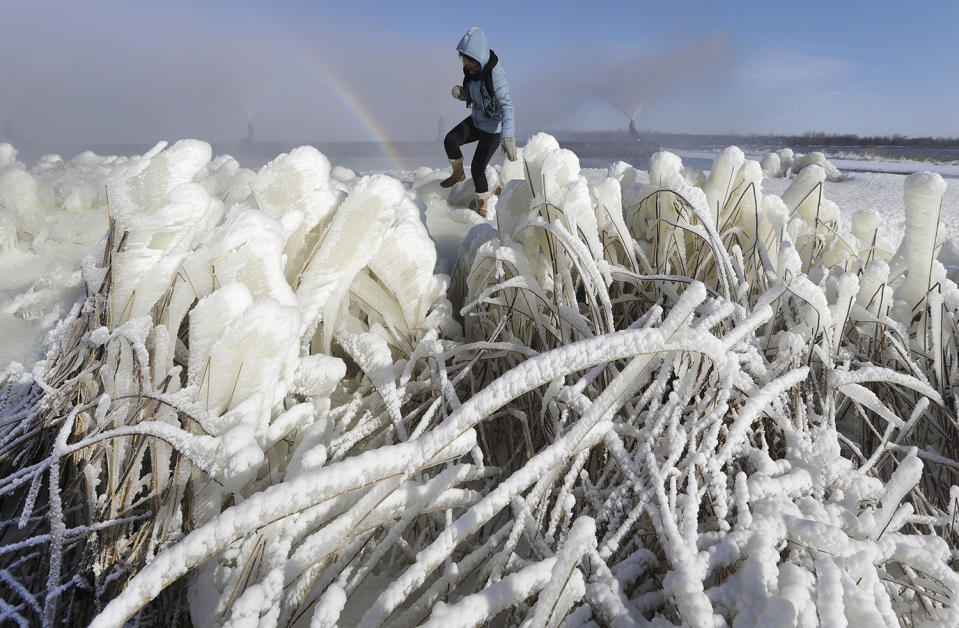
[2,135,959,627]
[0,146,116,367]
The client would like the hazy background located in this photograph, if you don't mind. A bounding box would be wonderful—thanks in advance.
[1,0,957,151]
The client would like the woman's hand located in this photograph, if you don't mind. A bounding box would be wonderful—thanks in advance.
[501,137,517,161]
[451,85,467,101]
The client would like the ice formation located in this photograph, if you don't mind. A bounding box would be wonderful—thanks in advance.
[1,135,959,628]
[762,147,844,182]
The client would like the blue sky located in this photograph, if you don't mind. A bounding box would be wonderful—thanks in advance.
[1,0,957,145]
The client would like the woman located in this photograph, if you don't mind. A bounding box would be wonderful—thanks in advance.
[441,26,517,218]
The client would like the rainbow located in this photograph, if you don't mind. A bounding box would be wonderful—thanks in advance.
[299,49,406,171]
[238,2,411,171]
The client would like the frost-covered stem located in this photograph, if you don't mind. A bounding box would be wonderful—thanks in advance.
[815,558,846,627]
[644,450,717,628]
[485,497,536,588]
[546,449,589,540]
[0,597,29,628]
[0,568,41,618]
[420,558,557,628]
[42,405,80,626]
[526,516,594,626]
[90,428,478,627]
[392,523,513,627]
[309,584,345,628]
[360,289,709,626]
[341,464,465,596]
[583,548,639,628]
[715,367,809,465]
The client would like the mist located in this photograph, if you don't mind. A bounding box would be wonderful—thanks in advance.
[0,3,435,148]
[4,1,947,163]
[0,1,738,157]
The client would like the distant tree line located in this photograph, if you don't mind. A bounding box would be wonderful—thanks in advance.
[557,129,959,149]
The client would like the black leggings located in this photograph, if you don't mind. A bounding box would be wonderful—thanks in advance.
[444,116,500,193]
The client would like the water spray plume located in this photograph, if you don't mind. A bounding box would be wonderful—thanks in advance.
[567,34,731,130]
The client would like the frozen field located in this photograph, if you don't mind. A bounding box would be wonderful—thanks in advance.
[2,137,959,626]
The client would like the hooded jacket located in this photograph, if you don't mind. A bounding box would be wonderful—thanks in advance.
[456,27,515,139]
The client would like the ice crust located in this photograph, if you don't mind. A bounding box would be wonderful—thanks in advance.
[1,135,958,627]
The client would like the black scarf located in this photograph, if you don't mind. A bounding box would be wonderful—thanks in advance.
[462,49,498,113]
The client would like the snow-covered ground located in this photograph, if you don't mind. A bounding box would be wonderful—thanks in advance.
[3,137,959,626]
[672,147,959,179]
[826,156,959,177]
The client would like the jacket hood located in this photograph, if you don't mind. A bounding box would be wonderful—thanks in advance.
[456,26,490,68]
